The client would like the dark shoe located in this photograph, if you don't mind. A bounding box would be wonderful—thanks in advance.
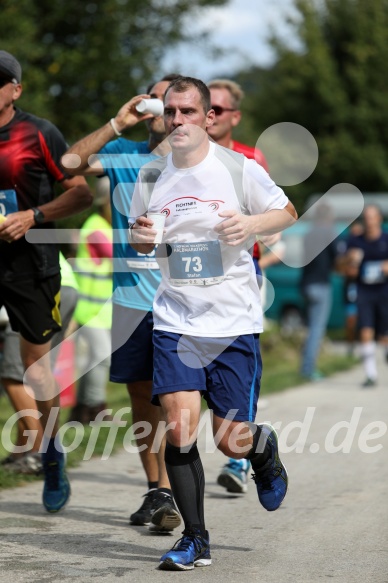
[129,490,155,525]
[149,490,181,532]
[252,424,288,511]
[42,451,70,513]
[2,452,43,475]
[0,454,17,466]
[362,378,377,388]
[159,528,211,570]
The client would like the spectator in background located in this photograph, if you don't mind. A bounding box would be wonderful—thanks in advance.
[206,78,268,169]
[0,254,79,474]
[338,220,364,357]
[337,205,388,387]
[300,203,338,381]
[0,50,92,512]
[69,176,113,423]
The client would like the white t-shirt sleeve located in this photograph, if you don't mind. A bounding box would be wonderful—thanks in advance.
[243,158,289,214]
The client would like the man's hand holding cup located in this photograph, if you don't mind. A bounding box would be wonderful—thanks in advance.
[128,213,166,253]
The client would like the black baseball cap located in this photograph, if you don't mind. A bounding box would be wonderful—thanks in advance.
[0,50,22,83]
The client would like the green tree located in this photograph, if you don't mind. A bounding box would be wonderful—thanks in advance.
[0,0,227,143]
[236,0,388,211]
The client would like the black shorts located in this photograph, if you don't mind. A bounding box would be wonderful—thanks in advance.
[357,286,388,337]
[0,273,62,344]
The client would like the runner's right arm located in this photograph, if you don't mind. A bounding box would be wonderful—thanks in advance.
[61,95,153,175]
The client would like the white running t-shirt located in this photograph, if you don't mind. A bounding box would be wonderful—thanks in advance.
[130,142,289,337]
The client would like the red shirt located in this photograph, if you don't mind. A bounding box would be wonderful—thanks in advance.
[0,108,69,281]
[231,140,268,259]
[231,140,269,173]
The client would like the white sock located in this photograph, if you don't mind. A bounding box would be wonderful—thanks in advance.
[360,342,377,380]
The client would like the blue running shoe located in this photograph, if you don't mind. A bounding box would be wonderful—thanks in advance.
[42,451,70,513]
[251,424,288,511]
[159,529,211,571]
[217,458,250,493]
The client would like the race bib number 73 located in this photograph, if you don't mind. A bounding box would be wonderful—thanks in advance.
[168,240,224,286]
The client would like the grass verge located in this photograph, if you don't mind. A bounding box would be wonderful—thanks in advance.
[260,329,357,393]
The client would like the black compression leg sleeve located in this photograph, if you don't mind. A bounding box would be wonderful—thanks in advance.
[165,441,206,536]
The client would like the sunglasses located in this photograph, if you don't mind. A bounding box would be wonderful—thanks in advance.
[211,105,236,116]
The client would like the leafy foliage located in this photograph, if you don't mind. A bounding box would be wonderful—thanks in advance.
[236,0,388,212]
[0,0,228,144]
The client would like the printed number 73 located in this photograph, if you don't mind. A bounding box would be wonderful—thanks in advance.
[182,256,202,272]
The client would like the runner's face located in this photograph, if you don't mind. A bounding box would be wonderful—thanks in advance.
[0,79,21,116]
[207,87,241,142]
[163,87,214,151]
[363,206,382,230]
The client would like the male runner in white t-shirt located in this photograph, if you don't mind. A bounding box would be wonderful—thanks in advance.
[129,76,297,571]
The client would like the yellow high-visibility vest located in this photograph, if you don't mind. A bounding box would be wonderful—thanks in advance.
[74,213,112,329]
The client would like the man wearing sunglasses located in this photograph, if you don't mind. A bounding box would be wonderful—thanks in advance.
[207,78,268,171]
[0,50,92,512]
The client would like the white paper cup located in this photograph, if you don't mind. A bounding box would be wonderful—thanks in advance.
[136,98,164,116]
[148,213,166,244]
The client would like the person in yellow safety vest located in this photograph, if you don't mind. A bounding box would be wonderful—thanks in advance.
[69,176,113,424]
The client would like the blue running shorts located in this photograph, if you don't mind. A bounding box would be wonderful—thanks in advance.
[110,305,154,383]
[152,330,262,422]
